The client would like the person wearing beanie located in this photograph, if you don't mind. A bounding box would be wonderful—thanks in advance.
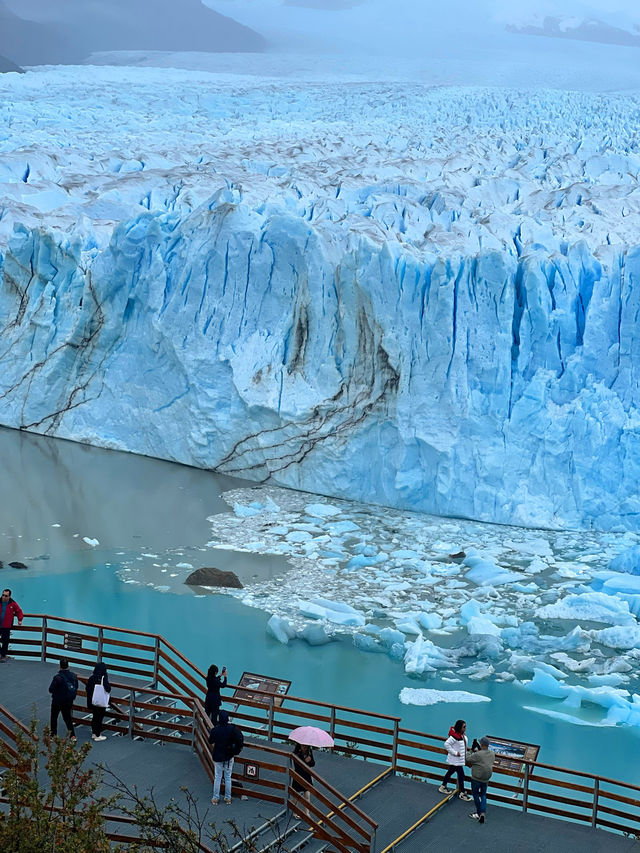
[466,736,496,823]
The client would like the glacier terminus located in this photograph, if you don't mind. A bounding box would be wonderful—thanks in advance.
[0,64,639,532]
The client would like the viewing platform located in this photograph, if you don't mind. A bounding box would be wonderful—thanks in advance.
[0,614,639,851]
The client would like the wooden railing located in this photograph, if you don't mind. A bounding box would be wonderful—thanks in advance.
[0,705,32,765]
[6,614,640,840]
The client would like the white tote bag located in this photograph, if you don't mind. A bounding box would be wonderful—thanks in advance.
[92,676,110,708]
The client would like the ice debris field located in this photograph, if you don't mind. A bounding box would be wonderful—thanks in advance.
[0,67,640,531]
[113,485,640,729]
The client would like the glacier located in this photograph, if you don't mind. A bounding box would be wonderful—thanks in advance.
[1,66,640,531]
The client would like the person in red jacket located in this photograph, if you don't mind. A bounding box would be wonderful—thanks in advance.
[0,588,23,662]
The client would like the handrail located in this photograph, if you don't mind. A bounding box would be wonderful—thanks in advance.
[6,613,640,841]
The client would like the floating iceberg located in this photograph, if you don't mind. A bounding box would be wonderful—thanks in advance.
[399,688,491,706]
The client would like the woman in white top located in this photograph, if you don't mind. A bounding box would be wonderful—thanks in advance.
[438,719,472,800]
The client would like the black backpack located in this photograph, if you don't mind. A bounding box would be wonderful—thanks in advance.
[225,726,244,760]
[61,671,78,703]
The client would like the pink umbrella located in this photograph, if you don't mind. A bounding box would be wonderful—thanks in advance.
[288,726,335,748]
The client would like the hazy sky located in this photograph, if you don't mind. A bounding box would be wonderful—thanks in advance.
[206,0,640,51]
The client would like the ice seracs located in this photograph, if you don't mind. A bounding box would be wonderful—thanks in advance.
[0,68,639,532]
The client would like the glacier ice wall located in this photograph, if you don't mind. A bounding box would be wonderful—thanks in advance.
[1,194,639,531]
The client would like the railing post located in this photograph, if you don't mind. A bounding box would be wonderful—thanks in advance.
[97,627,103,662]
[522,763,530,813]
[329,706,336,741]
[191,701,198,752]
[267,698,275,741]
[391,719,399,773]
[369,828,376,853]
[284,758,291,816]
[152,636,160,688]
[40,616,47,662]
[591,778,599,828]
[128,689,135,739]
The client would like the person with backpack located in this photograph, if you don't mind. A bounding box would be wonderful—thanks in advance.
[86,661,111,742]
[438,719,472,801]
[208,709,244,805]
[49,658,78,741]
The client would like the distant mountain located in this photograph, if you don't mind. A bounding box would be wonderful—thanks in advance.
[506,16,640,49]
[0,53,24,73]
[0,0,266,67]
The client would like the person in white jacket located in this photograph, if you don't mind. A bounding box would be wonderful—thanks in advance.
[438,719,472,800]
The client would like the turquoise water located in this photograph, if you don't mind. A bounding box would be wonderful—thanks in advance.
[2,426,639,785]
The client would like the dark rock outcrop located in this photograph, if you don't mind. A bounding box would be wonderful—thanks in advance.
[8,561,27,569]
[185,567,243,588]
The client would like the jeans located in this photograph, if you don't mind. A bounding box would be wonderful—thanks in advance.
[443,765,466,792]
[51,702,75,736]
[471,779,488,815]
[213,758,234,801]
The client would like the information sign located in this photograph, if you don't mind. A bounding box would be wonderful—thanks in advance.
[233,672,291,708]
[485,735,540,773]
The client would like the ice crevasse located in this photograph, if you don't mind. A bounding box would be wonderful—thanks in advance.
[0,193,639,531]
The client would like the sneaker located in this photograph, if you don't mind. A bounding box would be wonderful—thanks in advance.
[93,735,107,742]
[240,795,248,801]
[438,785,449,794]
[469,813,479,820]
[0,657,7,663]
[459,792,472,802]
[224,798,232,805]
[211,798,219,806]
[479,814,485,824]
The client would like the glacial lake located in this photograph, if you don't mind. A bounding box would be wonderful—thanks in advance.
[1,425,639,785]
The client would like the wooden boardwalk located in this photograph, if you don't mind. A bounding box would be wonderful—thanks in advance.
[1,658,637,851]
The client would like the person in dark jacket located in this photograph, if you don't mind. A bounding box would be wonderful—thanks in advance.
[49,658,78,740]
[0,588,23,662]
[204,664,227,725]
[86,661,110,742]
[292,742,315,817]
[208,709,244,805]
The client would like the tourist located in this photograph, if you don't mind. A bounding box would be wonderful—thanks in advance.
[0,588,23,662]
[86,661,111,742]
[292,742,316,818]
[205,663,227,724]
[438,719,472,800]
[208,709,244,805]
[49,658,78,740]
[467,736,496,824]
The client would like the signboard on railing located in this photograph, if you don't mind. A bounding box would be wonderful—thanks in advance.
[485,735,540,773]
[63,632,83,652]
[233,672,291,708]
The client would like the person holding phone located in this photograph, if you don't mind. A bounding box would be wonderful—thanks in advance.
[205,664,227,724]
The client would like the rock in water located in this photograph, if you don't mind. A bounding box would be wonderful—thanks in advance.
[8,561,27,569]
[185,567,243,588]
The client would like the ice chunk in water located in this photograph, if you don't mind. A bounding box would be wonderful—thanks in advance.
[399,688,491,706]
[267,614,297,645]
[588,625,640,650]
[300,623,332,645]
[305,503,341,518]
[609,545,640,576]
[233,502,262,517]
[536,592,634,625]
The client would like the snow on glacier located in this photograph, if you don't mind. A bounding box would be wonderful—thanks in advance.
[0,66,640,530]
